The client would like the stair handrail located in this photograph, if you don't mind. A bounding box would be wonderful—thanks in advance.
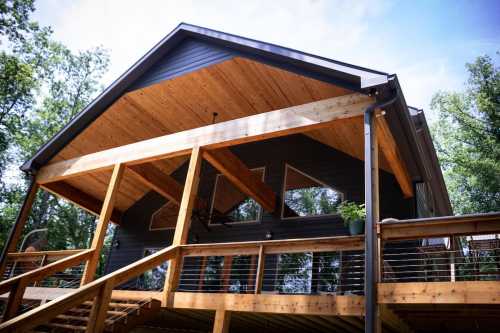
[0,249,94,322]
[0,244,178,333]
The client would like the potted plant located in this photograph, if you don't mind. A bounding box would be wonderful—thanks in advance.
[338,201,366,235]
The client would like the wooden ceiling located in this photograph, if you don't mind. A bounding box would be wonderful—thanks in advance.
[48,56,391,213]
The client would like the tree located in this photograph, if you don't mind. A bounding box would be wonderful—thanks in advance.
[431,54,500,214]
[0,0,111,277]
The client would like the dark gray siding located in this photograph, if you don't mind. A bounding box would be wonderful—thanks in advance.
[106,134,414,273]
[128,38,235,91]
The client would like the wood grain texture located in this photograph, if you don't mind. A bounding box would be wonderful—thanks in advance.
[203,148,276,213]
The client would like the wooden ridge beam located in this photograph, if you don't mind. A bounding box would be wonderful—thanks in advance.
[36,93,374,184]
[376,114,413,198]
[41,181,122,224]
[203,148,276,213]
[128,164,184,205]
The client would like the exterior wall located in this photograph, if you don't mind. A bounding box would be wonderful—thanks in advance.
[106,134,414,273]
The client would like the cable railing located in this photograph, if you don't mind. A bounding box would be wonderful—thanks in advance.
[379,213,500,284]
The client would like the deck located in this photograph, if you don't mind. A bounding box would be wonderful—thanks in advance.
[0,213,499,332]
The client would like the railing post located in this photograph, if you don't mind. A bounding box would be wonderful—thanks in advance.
[86,278,115,333]
[2,279,28,321]
[81,163,125,285]
[365,109,381,333]
[213,309,231,333]
[254,245,265,294]
[163,146,203,306]
[0,178,38,280]
[33,254,49,287]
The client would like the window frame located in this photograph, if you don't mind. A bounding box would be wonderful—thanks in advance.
[208,166,266,226]
[149,201,178,231]
[281,163,345,220]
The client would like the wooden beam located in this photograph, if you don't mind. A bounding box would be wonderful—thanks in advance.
[254,245,265,294]
[163,147,203,306]
[172,292,365,316]
[172,147,203,246]
[81,164,125,285]
[41,181,122,224]
[203,148,276,213]
[380,212,500,241]
[378,281,500,304]
[36,93,374,184]
[376,115,413,198]
[181,235,364,257]
[128,164,184,205]
[213,309,231,333]
[0,182,38,280]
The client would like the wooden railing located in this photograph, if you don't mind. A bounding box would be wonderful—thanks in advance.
[379,212,500,284]
[0,249,93,322]
[2,249,85,281]
[0,245,178,333]
[176,235,365,295]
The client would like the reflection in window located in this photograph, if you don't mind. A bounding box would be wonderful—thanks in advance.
[137,248,168,290]
[282,165,343,218]
[210,168,265,224]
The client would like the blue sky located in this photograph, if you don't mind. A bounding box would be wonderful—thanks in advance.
[33,0,500,121]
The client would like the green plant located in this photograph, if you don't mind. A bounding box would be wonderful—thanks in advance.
[338,201,366,226]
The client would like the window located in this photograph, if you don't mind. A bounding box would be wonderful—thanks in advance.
[209,167,265,225]
[282,164,344,219]
[149,201,178,230]
[137,248,168,290]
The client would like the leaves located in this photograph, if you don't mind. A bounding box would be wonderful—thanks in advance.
[431,54,500,214]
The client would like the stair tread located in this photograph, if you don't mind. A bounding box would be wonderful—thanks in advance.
[46,322,87,331]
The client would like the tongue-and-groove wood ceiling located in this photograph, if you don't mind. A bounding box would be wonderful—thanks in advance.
[48,56,391,213]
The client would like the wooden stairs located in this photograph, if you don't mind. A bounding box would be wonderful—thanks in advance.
[31,297,160,333]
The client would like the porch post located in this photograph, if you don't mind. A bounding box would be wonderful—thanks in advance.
[81,163,125,285]
[364,110,381,333]
[0,177,39,280]
[163,146,203,306]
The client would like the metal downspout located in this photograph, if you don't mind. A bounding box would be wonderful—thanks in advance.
[364,90,399,333]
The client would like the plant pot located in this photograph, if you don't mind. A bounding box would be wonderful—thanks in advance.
[348,219,365,235]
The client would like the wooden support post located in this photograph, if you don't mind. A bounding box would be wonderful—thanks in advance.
[2,279,28,321]
[254,245,265,294]
[86,278,114,333]
[81,164,125,285]
[213,309,231,333]
[365,109,381,333]
[222,256,233,292]
[0,180,38,280]
[163,146,203,306]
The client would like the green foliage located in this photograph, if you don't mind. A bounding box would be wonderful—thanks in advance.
[431,54,500,214]
[285,187,342,217]
[0,0,112,281]
[0,0,36,42]
[337,201,366,226]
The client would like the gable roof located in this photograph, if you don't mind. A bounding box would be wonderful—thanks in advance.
[21,23,391,173]
[21,23,451,216]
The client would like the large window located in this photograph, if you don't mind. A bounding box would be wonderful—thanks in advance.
[282,164,344,219]
[209,167,265,225]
